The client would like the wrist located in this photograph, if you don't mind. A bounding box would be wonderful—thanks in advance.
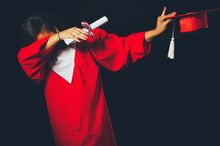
[145,29,160,42]
[57,32,62,40]
[152,28,161,36]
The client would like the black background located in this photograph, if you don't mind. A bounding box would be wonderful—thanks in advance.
[1,0,220,146]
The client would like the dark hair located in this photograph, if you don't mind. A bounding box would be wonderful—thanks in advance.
[20,11,66,46]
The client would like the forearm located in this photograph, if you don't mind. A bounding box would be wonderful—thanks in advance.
[144,29,160,43]
[44,33,61,50]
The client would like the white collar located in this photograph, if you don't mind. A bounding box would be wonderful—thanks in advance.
[50,46,75,84]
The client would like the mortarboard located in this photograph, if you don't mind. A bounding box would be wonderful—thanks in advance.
[167,8,220,59]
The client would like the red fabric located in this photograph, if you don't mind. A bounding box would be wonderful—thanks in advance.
[17,28,152,146]
[180,12,208,33]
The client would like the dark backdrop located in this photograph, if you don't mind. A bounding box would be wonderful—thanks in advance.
[1,0,220,146]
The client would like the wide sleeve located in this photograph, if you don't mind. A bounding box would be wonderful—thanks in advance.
[86,28,152,71]
[17,36,52,83]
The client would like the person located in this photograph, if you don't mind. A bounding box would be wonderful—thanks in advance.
[17,8,176,146]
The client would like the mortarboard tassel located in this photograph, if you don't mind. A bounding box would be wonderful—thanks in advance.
[168,19,175,59]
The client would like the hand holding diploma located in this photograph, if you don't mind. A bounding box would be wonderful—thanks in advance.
[58,27,88,43]
[43,16,108,50]
[55,16,108,44]
[64,16,108,45]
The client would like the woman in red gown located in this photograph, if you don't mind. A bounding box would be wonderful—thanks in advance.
[18,9,176,146]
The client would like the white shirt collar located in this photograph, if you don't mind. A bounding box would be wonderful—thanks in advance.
[50,46,76,84]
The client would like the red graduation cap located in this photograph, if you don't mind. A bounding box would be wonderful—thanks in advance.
[170,8,220,33]
[179,12,208,33]
[167,8,220,59]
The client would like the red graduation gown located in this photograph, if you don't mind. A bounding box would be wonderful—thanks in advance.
[17,28,152,146]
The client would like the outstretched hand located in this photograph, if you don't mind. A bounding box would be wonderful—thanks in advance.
[145,7,176,42]
[155,7,176,35]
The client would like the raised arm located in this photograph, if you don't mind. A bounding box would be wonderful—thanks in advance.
[17,27,88,83]
[85,29,152,71]
[85,8,176,71]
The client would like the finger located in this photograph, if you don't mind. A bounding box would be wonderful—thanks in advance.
[77,35,88,40]
[76,33,88,40]
[72,29,88,39]
[69,31,76,38]
[71,27,85,35]
[71,31,88,41]
[75,27,88,35]
[164,19,172,26]
[76,30,88,38]
[164,12,176,19]
[161,6,166,16]
[159,12,176,22]
[68,32,80,42]
[70,30,87,40]
[73,36,81,43]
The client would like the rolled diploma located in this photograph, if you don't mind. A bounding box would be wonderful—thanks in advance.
[64,16,108,45]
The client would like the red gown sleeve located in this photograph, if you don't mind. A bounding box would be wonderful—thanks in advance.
[17,36,52,83]
[87,28,152,71]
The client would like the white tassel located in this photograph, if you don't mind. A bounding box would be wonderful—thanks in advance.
[167,20,175,59]
[168,37,175,59]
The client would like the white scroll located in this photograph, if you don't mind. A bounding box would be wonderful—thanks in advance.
[64,16,108,45]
